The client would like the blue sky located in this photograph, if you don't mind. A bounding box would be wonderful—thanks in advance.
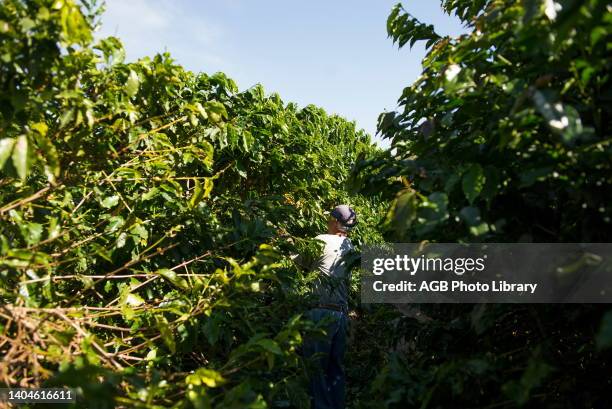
[96,1,466,145]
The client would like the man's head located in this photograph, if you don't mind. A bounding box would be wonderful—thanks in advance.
[327,205,357,235]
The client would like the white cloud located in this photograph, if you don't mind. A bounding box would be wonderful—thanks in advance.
[95,0,228,71]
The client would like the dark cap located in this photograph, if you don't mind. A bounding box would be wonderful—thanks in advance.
[330,205,358,230]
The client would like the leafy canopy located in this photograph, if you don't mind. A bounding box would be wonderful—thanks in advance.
[0,1,383,407]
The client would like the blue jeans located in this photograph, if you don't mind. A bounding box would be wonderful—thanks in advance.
[303,308,348,409]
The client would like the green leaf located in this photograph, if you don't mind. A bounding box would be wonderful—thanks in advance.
[156,268,189,290]
[130,223,148,246]
[460,206,489,236]
[59,1,92,45]
[116,232,127,248]
[531,91,590,145]
[95,36,125,65]
[125,70,140,97]
[387,4,402,35]
[387,188,418,236]
[459,206,481,226]
[469,222,490,236]
[125,292,144,306]
[31,124,60,182]
[30,122,48,135]
[157,319,176,354]
[462,164,485,204]
[22,223,43,246]
[0,138,16,168]
[256,338,282,355]
[204,101,228,123]
[101,195,120,209]
[11,134,31,180]
[198,141,214,168]
[415,192,448,235]
[106,215,125,232]
[104,280,114,293]
[189,178,214,208]
[194,102,208,119]
[240,130,254,152]
[142,187,159,201]
[235,161,247,178]
[186,368,226,388]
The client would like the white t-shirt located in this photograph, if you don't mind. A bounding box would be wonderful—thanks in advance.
[309,234,354,306]
[312,234,354,278]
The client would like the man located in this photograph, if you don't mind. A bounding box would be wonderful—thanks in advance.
[294,205,357,409]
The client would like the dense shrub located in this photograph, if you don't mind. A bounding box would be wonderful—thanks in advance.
[352,1,612,407]
[0,1,383,407]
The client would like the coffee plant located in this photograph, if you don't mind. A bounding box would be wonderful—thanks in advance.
[0,1,384,407]
[351,0,612,408]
